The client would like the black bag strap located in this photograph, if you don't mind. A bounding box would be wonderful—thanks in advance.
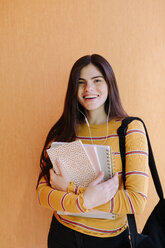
[117,116,164,200]
[117,117,164,247]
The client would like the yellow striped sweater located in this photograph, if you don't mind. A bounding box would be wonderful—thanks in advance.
[37,118,149,237]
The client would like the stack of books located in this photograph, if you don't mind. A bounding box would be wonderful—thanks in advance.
[46,140,115,219]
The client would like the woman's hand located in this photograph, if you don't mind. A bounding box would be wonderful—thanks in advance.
[49,159,70,192]
[83,172,119,209]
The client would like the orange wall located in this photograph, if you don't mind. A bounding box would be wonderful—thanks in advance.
[0,0,165,247]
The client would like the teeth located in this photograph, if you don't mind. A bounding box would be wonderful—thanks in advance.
[84,96,97,99]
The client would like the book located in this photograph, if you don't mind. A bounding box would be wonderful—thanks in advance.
[46,140,97,187]
[57,210,116,220]
[83,145,101,176]
[50,141,114,181]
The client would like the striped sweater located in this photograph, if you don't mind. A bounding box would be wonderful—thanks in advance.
[37,118,149,237]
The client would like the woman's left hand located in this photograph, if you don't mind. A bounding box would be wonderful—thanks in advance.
[49,159,70,192]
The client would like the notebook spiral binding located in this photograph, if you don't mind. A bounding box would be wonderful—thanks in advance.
[106,146,114,179]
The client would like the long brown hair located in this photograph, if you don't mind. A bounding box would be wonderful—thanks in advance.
[37,54,128,187]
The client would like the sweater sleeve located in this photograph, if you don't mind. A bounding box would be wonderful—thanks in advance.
[94,120,149,214]
[36,177,88,213]
[37,140,90,214]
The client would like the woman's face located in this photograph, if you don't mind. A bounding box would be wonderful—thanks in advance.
[77,64,108,113]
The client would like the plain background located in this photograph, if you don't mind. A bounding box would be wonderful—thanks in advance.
[0,0,165,247]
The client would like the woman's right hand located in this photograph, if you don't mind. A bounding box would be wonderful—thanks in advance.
[49,159,70,192]
[83,172,119,209]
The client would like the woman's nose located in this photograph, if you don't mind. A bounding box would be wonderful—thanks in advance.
[84,81,93,91]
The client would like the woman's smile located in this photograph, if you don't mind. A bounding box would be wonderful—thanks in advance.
[83,94,99,100]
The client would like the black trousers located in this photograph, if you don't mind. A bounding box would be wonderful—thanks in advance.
[48,215,130,248]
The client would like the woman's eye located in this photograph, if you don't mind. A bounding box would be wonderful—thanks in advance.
[94,79,102,83]
[78,81,85,84]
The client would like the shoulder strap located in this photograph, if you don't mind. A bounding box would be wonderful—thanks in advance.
[117,117,164,200]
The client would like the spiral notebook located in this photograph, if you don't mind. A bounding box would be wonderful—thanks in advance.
[84,143,114,181]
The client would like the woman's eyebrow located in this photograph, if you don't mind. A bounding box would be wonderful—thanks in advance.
[79,76,104,80]
[91,76,104,79]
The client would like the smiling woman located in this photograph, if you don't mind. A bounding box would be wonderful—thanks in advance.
[36,54,149,248]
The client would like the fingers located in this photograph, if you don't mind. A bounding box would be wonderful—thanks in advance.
[50,159,64,176]
[112,172,118,182]
[55,159,66,176]
[111,173,119,191]
[49,160,65,183]
[107,172,118,183]
[49,168,56,187]
[49,168,57,180]
[49,168,55,177]
[101,172,119,190]
[112,173,119,186]
[113,172,118,178]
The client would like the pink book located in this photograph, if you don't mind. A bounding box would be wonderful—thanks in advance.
[83,145,101,176]
[46,140,98,187]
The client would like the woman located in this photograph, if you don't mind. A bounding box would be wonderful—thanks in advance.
[36,54,149,248]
